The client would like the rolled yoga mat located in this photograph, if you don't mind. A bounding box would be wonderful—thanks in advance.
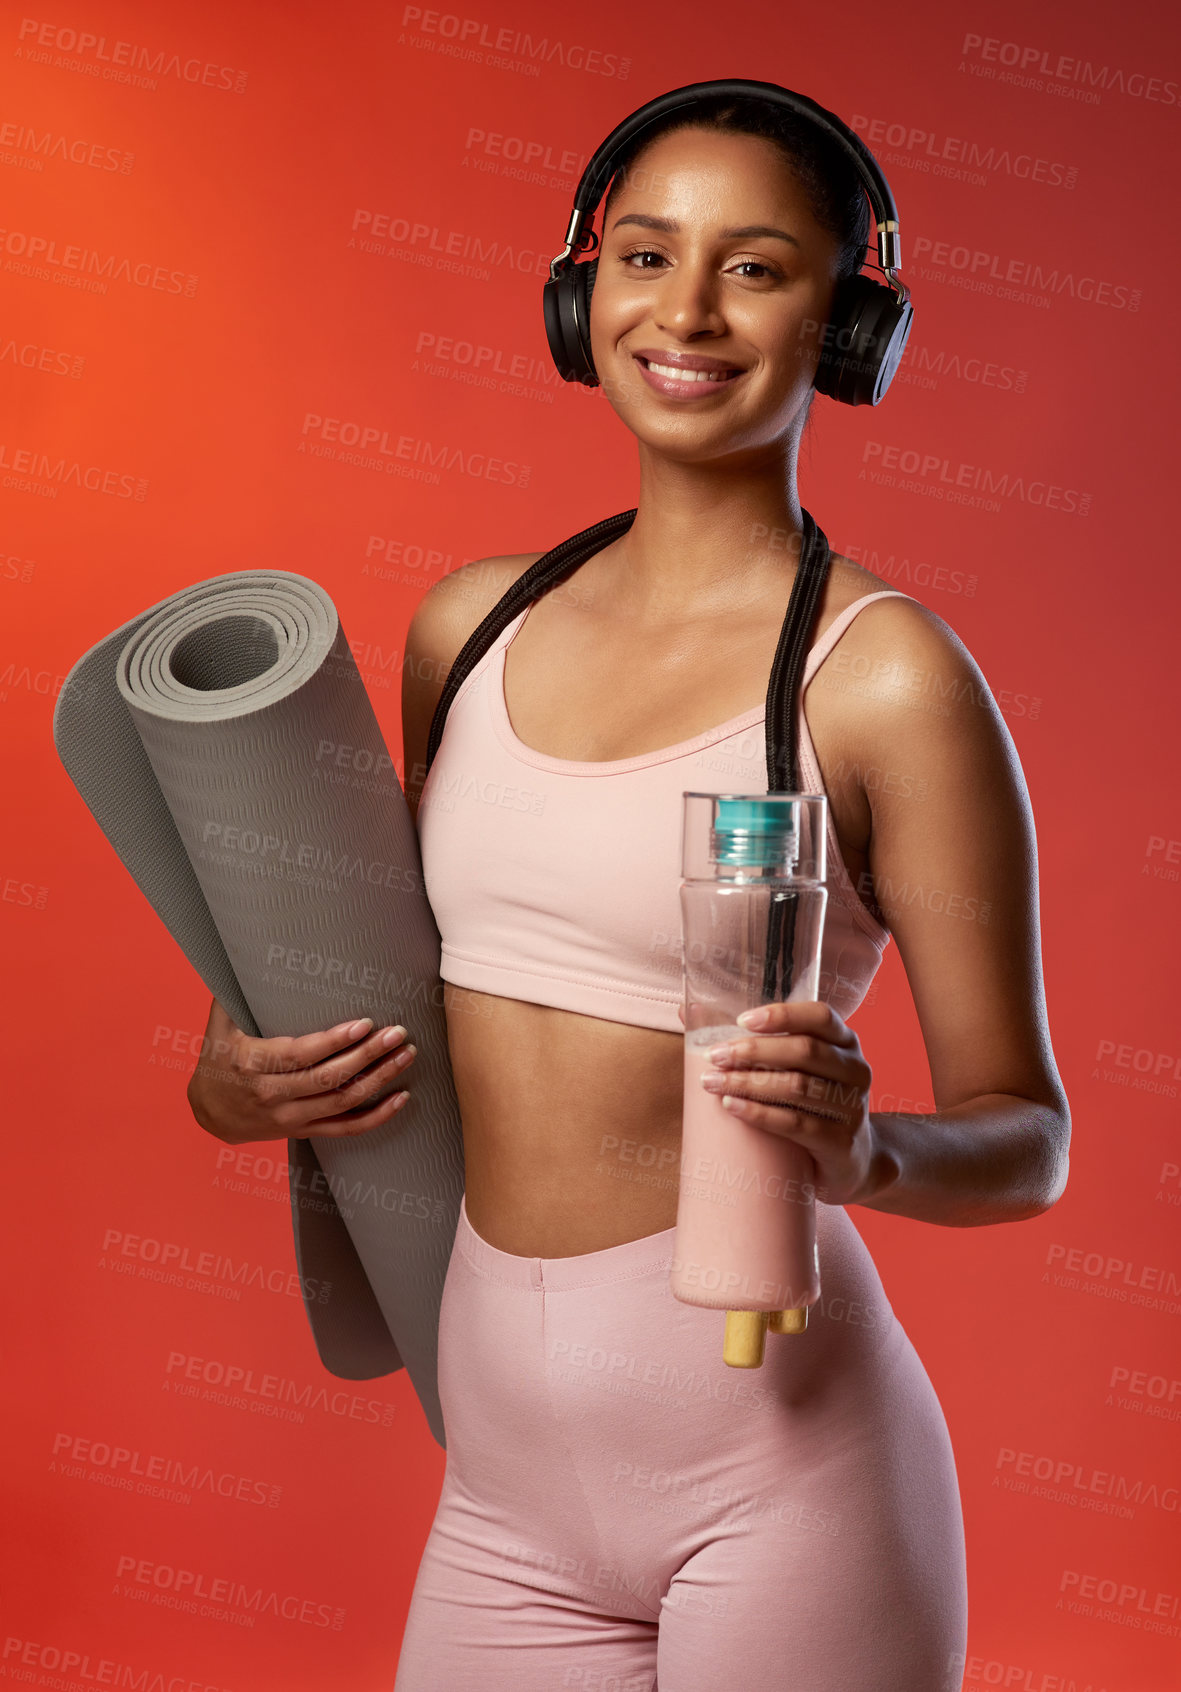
[52,568,464,1451]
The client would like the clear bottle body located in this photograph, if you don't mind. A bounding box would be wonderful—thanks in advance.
[671,876,828,1314]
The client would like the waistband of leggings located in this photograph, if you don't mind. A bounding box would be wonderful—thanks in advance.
[456,1194,677,1290]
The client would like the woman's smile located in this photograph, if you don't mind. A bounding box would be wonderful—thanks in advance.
[632,351,749,400]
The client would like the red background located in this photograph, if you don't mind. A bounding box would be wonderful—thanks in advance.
[3,1,1179,1687]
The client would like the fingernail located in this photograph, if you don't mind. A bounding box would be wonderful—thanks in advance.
[737,1007,770,1029]
[381,1026,408,1047]
[346,1019,373,1038]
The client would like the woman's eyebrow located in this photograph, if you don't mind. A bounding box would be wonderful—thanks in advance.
[610,212,801,249]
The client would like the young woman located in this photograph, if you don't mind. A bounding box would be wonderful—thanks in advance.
[189,92,1070,1691]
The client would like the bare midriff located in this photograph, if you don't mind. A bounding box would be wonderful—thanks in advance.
[444,985,687,1257]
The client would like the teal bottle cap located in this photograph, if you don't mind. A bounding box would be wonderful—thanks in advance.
[681,792,827,882]
[712,796,798,868]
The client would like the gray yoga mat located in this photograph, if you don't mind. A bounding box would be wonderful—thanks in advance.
[52,568,464,1450]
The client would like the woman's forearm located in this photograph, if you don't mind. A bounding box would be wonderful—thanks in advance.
[853,1094,1071,1227]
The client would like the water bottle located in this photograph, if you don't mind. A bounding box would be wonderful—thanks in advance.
[670,793,829,1368]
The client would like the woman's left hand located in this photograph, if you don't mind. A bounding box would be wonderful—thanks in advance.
[699,1000,891,1207]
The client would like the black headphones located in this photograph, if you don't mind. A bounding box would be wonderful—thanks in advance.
[542,77,912,407]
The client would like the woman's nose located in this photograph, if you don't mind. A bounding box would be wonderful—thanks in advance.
[653,263,724,335]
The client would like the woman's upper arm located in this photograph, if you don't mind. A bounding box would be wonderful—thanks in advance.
[400,556,533,823]
[843,599,1068,1116]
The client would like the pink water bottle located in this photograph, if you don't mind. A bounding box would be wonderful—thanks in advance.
[670,793,829,1368]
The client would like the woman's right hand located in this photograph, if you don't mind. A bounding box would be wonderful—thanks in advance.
[186,996,418,1146]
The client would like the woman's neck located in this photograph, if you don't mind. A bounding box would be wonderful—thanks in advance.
[598,456,807,620]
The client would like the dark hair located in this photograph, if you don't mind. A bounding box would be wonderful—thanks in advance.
[600,92,871,283]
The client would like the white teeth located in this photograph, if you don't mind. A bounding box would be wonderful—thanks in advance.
[644,359,736,382]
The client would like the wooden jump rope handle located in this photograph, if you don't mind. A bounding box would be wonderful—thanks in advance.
[723,1306,809,1368]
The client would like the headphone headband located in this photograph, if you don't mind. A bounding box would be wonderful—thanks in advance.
[542,76,914,406]
[551,78,903,285]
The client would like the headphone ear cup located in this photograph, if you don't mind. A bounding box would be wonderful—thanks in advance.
[543,262,599,386]
[543,271,581,384]
[815,273,913,405]
[572,259,599,386]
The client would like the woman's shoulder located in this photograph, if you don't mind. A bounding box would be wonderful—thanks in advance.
[402,552,545,811]
[407,550,546,685]
[825,547,916,615]
[825,545,963,636]
[816,550,997,734]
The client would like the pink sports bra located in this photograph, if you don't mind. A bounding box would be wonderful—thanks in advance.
[417,589,914,1032]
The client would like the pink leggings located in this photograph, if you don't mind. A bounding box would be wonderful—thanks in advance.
[395,1196,968,1691]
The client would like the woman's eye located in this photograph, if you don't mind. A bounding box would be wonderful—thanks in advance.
[618,248,780,281]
